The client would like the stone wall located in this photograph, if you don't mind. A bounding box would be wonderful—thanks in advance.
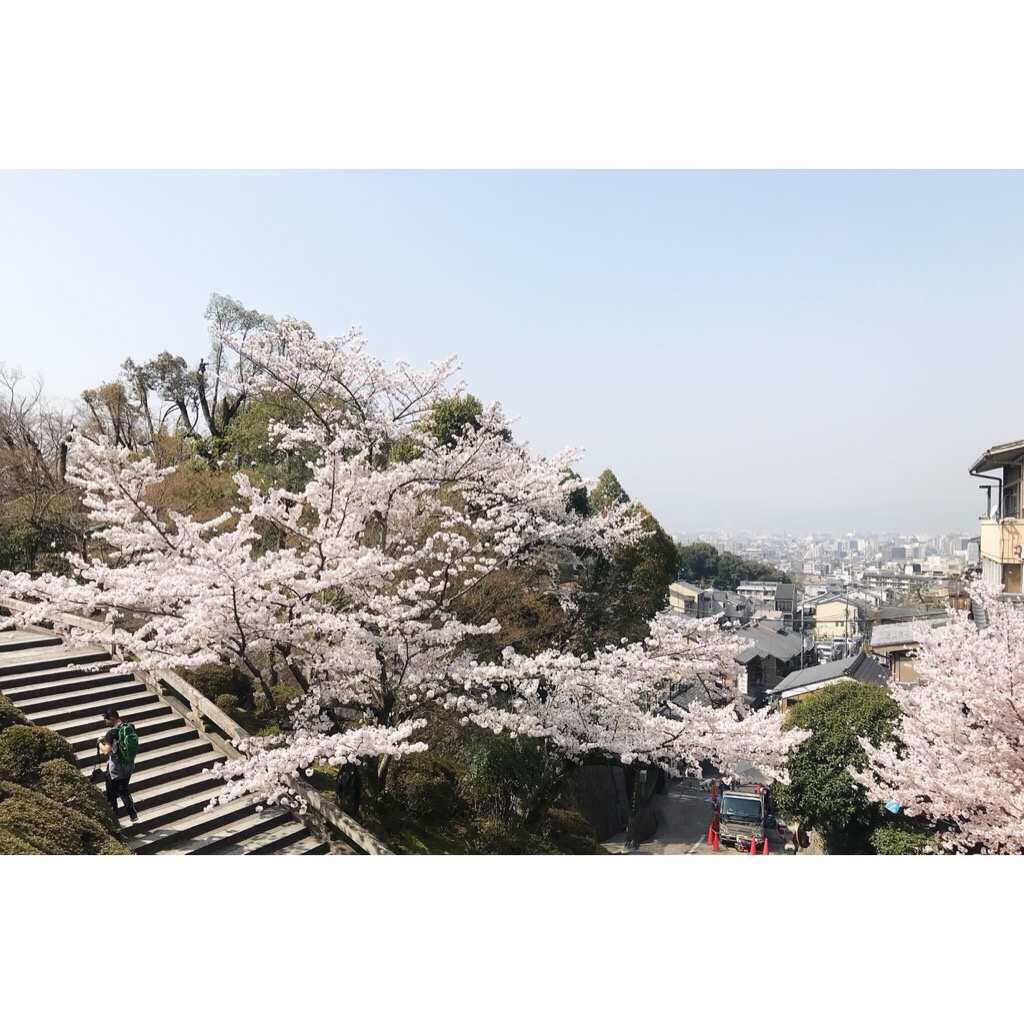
[572,764,631,840]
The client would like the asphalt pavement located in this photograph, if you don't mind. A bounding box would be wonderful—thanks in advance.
[603,780,794,855]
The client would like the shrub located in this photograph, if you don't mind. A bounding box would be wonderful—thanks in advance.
[466,816,545,854]
[215,693,240,716]
[459,734,547,827]
[543,807,605,855]
[0,725,76,786]
[0,780,129,855]
[268,682,303,709]
[0,693,28,730]
[251,681,303,725]
[0,828,40,854]
[462,807,606,854]
[214,692,258,732]
[870,820,934,856]
[389,753,461,823]
[36,758,119,832]
[182,662,255,709]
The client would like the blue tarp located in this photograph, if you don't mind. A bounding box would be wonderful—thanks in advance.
[884,800,903,814]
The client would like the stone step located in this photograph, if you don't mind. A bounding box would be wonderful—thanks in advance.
[0,632,63,653]
[114,768,225,817]
[0,646,109,678]
[68,711,181,752]
[76,722,199,767]
[2,667,137,703]
[272,834,332,855]
[25,689,157,727]
[51,700,169,739]
[0,658,120,691]
[129,797,279,854]
[15,677,148,714]
[118,750,227,793]
[121,783,232,835]
[212,818,312,855]
[78,736,213,777]
[172,806,295,856]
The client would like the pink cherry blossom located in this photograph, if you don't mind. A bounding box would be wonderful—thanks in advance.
[1,315,799,807]
[856,584,1024,853]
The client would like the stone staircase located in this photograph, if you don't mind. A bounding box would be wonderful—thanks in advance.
[0,628,330,855]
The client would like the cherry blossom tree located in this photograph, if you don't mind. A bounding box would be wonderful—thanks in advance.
[0,307,800,809]
[855,585,1024,853]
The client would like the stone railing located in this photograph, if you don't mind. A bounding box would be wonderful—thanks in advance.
[0,596,391,855]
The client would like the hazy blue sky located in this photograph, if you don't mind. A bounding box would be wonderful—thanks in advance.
[2,171,1021,536]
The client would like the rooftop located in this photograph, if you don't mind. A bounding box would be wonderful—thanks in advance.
[800,593,869,611]
[767,651,888,695]
[734,622,805,665]
[670,581,702,600]
[869,620,945,648]
[970,438,1024,475]
[668,678,723,711]
[871,604,948,623]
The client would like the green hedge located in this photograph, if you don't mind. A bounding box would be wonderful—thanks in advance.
[0,779,129,855]
[0,829,39,854]
[36,758,120,832]
[0,706,128,853]
[0,693,29,731]
[0,724,77,786]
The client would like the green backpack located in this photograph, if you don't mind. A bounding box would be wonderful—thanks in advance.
[113,723,139,768]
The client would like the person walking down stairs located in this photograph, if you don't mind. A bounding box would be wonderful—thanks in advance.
[0,626,331,852]
[98,707,139,823]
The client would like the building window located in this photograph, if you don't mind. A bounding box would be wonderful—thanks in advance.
[1004,483,1020,519]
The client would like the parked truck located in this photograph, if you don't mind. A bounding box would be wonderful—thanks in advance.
[717,784,772,848]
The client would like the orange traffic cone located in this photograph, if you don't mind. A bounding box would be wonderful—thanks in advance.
[707,810,720,843]
[749,836,757,855]
[762,836,769,856]
[711,828,720,852]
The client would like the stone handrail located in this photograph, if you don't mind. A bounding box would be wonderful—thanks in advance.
[0,596,391,855]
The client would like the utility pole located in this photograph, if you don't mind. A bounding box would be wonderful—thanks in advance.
[799,605,806,668]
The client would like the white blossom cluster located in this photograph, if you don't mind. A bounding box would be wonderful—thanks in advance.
[1,316,799,805]
[855,584,1024,853]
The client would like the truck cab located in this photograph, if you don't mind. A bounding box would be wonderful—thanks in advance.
[718,784,770,847]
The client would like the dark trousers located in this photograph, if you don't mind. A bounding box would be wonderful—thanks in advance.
[105,774,136,816]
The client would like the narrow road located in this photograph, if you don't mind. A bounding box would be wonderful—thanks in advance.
[603,780,793,855]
